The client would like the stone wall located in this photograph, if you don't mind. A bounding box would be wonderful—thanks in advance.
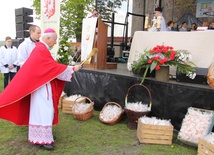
[130,0,145,36]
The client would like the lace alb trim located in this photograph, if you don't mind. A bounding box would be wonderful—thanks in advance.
[57,66,74,82]
[28,124,54,145]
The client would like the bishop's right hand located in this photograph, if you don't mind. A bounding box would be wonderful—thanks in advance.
[73,64,81,72]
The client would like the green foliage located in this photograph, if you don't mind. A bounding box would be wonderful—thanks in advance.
[32,0,40,18]
[33,0,94,41]
[96,0,126,21]
[32,0,126,41]
[56,37,72,65]
[60,0,94,41]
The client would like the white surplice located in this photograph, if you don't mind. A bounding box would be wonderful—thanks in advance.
[28,66,74,144]
[0,45,18,73]
[17,38,36,67]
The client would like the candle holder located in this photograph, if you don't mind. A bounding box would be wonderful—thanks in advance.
[144,14,149,31]
[156,15,162,30]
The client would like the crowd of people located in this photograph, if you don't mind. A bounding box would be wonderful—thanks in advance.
[149,6,214,32]
[165,20,214,32]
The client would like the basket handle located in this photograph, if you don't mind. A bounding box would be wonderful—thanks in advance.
[74,96,92,104]
[104,102,123,110]
[125,84,152,111]
[74,96,93,111]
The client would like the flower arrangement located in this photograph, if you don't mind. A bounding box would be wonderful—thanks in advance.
[56,37,74,65]
[132,45,196,84]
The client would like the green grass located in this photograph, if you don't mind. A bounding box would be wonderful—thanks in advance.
[0,111,197,155]
[0,74,197,155]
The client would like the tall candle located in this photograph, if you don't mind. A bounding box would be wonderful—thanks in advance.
[157,16,162,29]
[144,16,149,29]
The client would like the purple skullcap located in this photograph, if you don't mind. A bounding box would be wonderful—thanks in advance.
[155,6,162,12]
[44,28,56,33]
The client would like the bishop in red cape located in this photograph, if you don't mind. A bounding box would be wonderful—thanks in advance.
[0,28,81,150]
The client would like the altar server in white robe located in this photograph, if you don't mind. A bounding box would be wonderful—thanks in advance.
[17,25,41,67]
[0,36,18,88]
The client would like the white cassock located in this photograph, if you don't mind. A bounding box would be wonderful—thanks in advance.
[0,45,18,73]
[17,38,36,67]
[28,66,74,144]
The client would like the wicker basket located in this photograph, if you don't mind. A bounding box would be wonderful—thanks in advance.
[207,74,214,88]
[72,96,94,121]
[124,84,152,129]
[207,63,214,88]
[99,102,124,125]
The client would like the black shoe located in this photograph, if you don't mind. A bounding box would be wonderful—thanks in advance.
[42,144,54,150]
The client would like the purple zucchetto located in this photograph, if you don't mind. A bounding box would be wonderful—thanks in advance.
[155,6,162,12]
[44,28,56,33]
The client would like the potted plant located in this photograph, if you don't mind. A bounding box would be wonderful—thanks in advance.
[132,45,196,83]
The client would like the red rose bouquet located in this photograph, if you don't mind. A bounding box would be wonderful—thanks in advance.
[132,45,196,84]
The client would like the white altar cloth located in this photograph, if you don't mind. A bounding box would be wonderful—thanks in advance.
[128,31,214,71]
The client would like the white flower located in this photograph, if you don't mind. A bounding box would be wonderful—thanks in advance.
[68,55,74,64]
[127,62,133,71]
[177,50,192,63]
[71,61,76,65]
[68,55,73,60]
[56,54,62,59]
[187,54,192,60]
[178,52,186,62]
[64,46,69,51]
[191,72,197,79]
[186,71,196,79]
